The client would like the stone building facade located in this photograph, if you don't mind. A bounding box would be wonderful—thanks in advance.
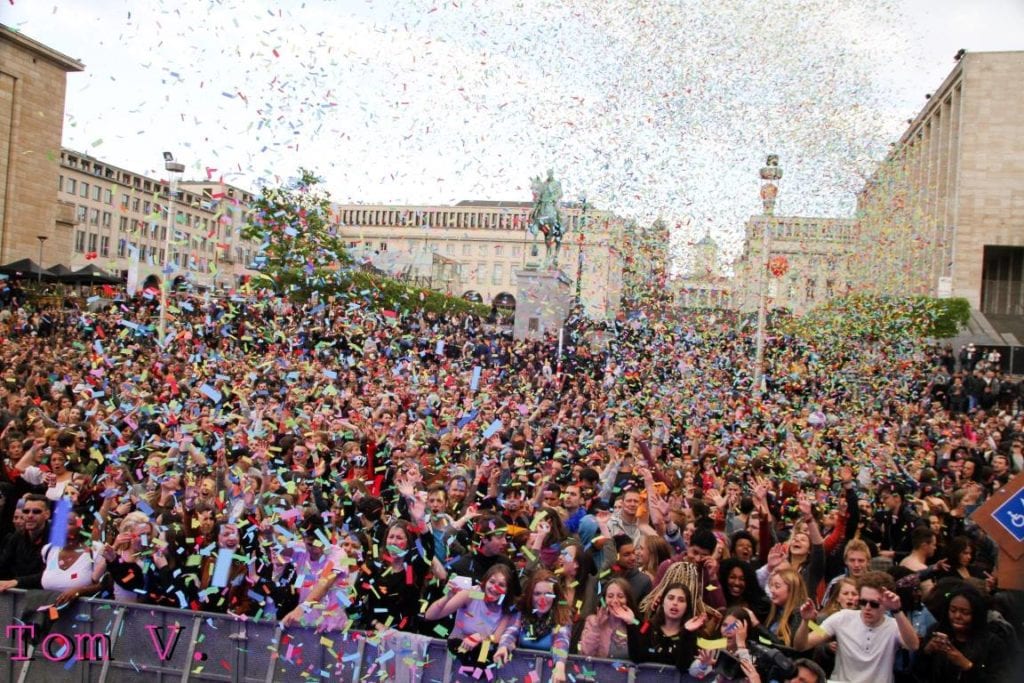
[0,26,83,266]
[734,214,857,315]
[855,51,1024,316]
[58,149,259,289]
[336,201,626,318]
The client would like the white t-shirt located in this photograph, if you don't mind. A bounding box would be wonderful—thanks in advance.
[821,609,907,683]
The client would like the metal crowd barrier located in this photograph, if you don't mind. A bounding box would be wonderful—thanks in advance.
[0,590,684,682]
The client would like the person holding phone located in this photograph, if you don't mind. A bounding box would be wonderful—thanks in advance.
[914,585,1005,682]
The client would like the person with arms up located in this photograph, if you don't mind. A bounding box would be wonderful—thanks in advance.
[792,571,919,683]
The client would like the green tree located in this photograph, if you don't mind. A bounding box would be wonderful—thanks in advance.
[241,169,351,296]
[781,294,972,350]
[928,297,971,339]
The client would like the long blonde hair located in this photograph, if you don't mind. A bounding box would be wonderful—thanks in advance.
[821,576,856,618]
[766,568,808,647]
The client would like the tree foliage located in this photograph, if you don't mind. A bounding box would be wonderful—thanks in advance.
[241,169,490,318]
[928,297,971,339]
[241,169,351,296]
[780,294,972,350]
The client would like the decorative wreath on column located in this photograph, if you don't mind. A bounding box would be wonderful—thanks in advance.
[767,255,789,278]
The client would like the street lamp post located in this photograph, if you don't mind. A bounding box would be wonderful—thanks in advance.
[575,195,588,306]
[36,235,48,285]
[753,155,782,397]
[159,152,185,341]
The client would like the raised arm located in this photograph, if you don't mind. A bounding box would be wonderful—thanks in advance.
[424,585,473,621]
[793,599,831,651]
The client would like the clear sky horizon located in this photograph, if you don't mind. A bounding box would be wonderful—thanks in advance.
[5,0,1022,269]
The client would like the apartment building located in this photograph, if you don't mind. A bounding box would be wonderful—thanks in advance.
[337,200,627,318]
[59,149,258,289]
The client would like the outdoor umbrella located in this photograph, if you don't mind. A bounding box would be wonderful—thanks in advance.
[0,258,60,282]
[60,264,122,285]
[46,264,74,278]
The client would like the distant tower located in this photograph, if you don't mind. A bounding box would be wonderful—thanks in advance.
[689,230,719,278]
[760,154,783,215]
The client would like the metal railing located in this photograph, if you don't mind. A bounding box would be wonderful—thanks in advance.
[0,591,685,683]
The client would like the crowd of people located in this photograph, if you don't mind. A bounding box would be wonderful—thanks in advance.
[0,284,1022,682]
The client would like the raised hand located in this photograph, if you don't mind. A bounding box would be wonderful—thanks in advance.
[609,604,635,624]
[395,472,415,500]
[799,598,817,621]
[739,660,762,683]
[733,618,749,647]
[797,494,813,520]
[767,543,787,571]
[649,495,670,522]
[684,612,707,632]
[878,588,902,612]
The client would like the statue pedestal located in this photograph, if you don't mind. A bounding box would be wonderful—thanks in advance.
[514,268,571,341]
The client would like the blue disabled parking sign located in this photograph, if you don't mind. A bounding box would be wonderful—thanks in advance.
[992,489,1024,543]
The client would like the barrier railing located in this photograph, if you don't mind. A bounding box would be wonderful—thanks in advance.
[0,590,685,682]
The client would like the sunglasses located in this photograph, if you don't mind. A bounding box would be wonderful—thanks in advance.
[857,599,881,609]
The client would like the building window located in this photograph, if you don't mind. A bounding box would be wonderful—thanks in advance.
[119,216,128,231]
[512,245,522,257]
[104,189,113,204]
[77,205,87,222]
[100,236,110,257]
[117,239,127,258]
[462,244,471,256]
[478,244,487,255]
[102,211,111,227]
[74,231,86,253]
[89,209,99,225]
[87,233,98,253]
[805,278,816,302]
[159,249,166,264]
[476,264,485,284]
[495,245,503,256]
[140,199,147,214]
[66,178,76,194]
[446,243,454,255]
[80,183,89,198]
[825,280,834,298]
[92,185,102,201]
[379,242,388,252]
[493,263,503,285]
[58,175,64,192]
[530,244,540,257]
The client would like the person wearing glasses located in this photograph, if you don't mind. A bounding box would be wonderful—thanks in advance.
[0,493,50,590]
[792,571,919,683]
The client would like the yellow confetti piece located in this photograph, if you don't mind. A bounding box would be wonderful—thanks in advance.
[697,637,728,650]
